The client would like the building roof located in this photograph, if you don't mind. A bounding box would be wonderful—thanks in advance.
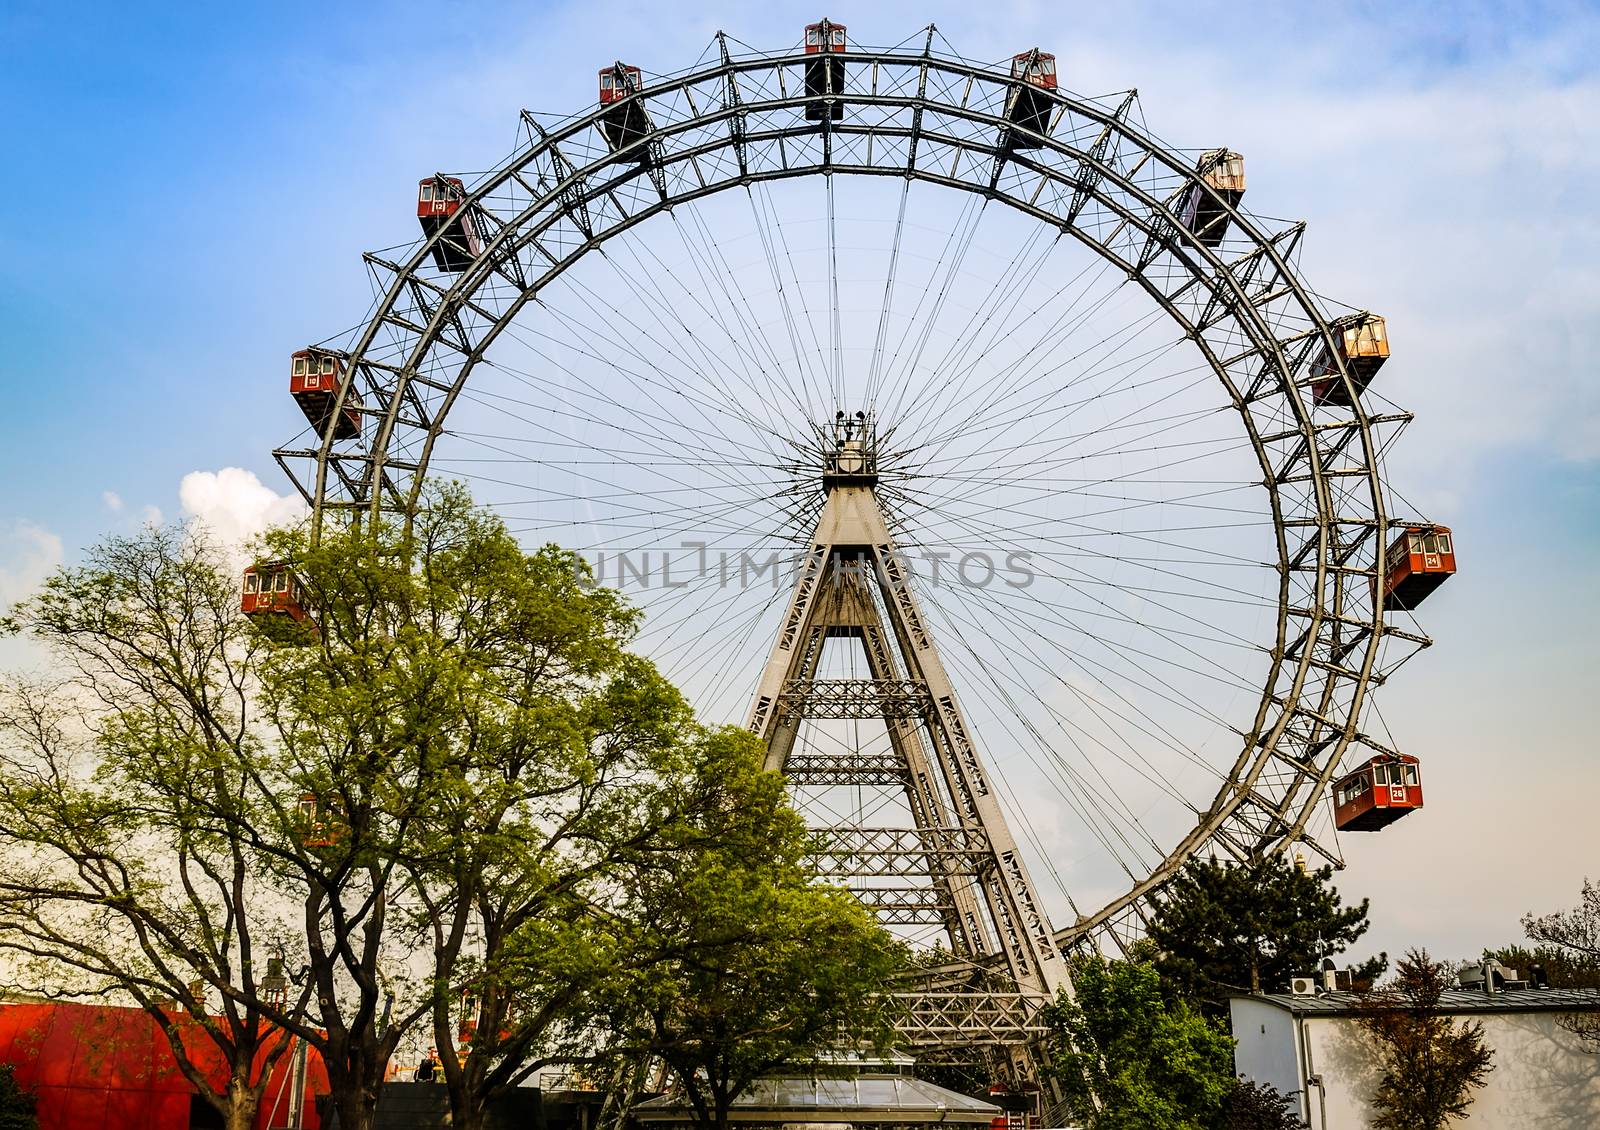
[634,1074,1002,1124]
[1235,987,1600,1017]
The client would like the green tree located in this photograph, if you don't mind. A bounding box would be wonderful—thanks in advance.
[1484,943,1600,990]
[254,487,705,1130]
[0,485,734,1130]
[1216,1078,1307,1129]
[604,731,902,1130]
[0,527,310,1130]
[1147,854,1383,1015]
[1358,949,1493,1130]
[1042,957,1236,1130]
[0,1064,37,1130]
[1522,878,1600,1047]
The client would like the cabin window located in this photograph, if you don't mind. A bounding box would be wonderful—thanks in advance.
[321,356,335,374]
[293,357,308,376]
[831,27,845,46]
[1435,534,1451,554]
[1422,531,1439,554]
[1373,765,1389,786]
[1040,57,1056,76]
[1408,532,1423,553]
[420,184,434,202]
[1405,765,1419,786]
[806,27,821,45]
[275,573,289,593]
[245,574,259,594]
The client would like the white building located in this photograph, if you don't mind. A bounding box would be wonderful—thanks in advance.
[1230,987,1600,1128]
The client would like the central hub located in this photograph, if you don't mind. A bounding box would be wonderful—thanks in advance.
[822,410,878,490]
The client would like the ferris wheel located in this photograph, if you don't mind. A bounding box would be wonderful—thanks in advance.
[267,21,1455,1038]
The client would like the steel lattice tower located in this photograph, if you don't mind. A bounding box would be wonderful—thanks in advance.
[746,415,1066,1069]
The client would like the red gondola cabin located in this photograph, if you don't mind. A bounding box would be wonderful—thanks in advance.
[242,563,312,627]
[1004,51,1057,148]
[804,20,846,122]
[987,1081,1040,1130]
[298,793,343,848]
[1180,149,1246,249]
[1310,314,1389,406]
[1378,523,1456,611]
[417,176,481,273]
[290,348,361,441]
[1333,754,1422,831]
[598,63,643,106]
[598,63,653,162]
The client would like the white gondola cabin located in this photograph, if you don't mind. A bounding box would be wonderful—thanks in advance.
[416,175,480,273]
[1179,149,1245,248]
[804,20,846,122]
[1310,314,1389,406]
[289,348,360,442]
[1004,51,1057,148]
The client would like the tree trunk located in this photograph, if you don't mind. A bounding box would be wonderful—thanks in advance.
[330,1082,381,1130]
[223,1095,259,1130]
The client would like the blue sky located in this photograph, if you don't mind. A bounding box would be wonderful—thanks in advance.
[2,0,1598,964]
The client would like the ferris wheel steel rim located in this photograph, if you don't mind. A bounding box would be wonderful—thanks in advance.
[276,34,1426,953]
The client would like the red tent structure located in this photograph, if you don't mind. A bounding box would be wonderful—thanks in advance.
[0,1001,328,1130]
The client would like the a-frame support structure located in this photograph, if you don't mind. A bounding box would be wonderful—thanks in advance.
[747,416,1070,1067]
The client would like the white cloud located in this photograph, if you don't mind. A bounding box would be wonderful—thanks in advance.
[178,468,306,559]
[0,521,64,608]
[101,491,123,513]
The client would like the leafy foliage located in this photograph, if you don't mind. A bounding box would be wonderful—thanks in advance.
[0,525,303,1130]
[1216,1078,1307,1129]
[0,1064,37,1130]
[1521,878,1600,1047]
[1485,943,1600,989]
[1147,854,1383,1014]
[0,484,771,1130]
[1358,949,1493,1130]
[1042,958,1236,1130]
[602,730,901,1130]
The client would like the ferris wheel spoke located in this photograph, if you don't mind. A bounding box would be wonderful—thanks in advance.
[480,321,769,463]
[895,497,1269,685]
[863,178,910,412]
[510,242,793,452]
[522,274,789,462]
[450,380,764,506]
[906,276,1166,454]
[928,615,1160,882]
[901,524,1266,710]
[875,192,988,426]
[747,183,834,416]
[918,558,1239,793]
[587,236,794,448]
[664,206,819,427]
[890,491,1274,591]
[889,215,1059,442]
